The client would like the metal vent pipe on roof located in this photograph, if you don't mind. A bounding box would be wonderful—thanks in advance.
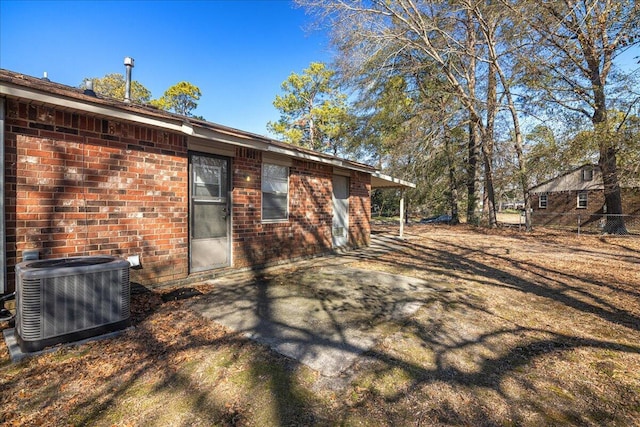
[124,57,134,103]
[84,80,96,97]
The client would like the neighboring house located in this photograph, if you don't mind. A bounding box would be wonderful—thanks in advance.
[0,69,413,293]
[529,164,640,227]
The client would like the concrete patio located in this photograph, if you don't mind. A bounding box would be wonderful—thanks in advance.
[188,235,435,377]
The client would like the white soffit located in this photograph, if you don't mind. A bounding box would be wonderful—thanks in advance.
[263,152,292,166]
[333,167,351,177]
[371,172,416,189]
[188,136,235,157]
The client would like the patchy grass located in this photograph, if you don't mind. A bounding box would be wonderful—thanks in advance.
[1,224,639,426]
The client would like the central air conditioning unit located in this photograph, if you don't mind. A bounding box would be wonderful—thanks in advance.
[15,256,130,353]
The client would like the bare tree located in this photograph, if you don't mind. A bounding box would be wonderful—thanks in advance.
[516,0,639,233]
[300,0,507,226]
[465,0,532,229]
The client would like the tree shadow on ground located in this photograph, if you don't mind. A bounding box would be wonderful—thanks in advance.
[97,288,325,424]
[178,228,640,424]
[320,231,640,424]
[3,228,639,425]
[355,232,640,332]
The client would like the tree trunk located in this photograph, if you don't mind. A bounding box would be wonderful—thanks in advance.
[592,74,627,234]
[444,123,460,225]
[496,60,531,230]
[526,0,630,234]
[466,120,480,225]
[309,116,315,150]
[481,138,497,227]
[465,11,481,226]
[599,142,627,234]
[483,62,498,228]
[477,8,532,231]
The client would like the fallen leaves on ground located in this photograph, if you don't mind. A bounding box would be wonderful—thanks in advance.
[1,224,639,426]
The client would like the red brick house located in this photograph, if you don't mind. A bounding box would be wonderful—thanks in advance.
[529,164,640,228]
[0,69,413,293]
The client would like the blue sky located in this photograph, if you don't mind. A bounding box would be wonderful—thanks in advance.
[1,1,638,137]
[0,0,331,136]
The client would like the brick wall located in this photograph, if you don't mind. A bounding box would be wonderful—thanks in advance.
[232,153,335,268]
[348,171,371,247]
[231,153,372,268]
[4,98,374,291]
[4,99,189,289]
[531,189,640,227]
[622,188,640,216]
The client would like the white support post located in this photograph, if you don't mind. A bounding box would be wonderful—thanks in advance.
[399,189,405,239]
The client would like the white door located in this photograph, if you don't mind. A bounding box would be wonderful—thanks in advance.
[332,175,349,248]
[190,154,230,272]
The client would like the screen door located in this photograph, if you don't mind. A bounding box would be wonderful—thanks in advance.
[190,153,230,272]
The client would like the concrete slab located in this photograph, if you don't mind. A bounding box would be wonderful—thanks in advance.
[3,328,131,363]
[189,265,431,377]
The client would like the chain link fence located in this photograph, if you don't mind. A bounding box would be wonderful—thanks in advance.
[530,213,640,235]
[377,211,640,236]
[466,211,639,236]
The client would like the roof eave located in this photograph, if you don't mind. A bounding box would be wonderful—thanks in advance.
[371,172,416,189]
[1,73,377,174]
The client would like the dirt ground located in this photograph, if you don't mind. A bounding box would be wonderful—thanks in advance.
[1,224,639,426]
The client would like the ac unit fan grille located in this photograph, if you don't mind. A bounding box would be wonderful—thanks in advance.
[18,278,42,341]
[121,268,130,318]
[42,270,125,339]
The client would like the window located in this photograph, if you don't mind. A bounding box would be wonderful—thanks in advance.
[262,163,289,221]
[194,164,222,199]
[577,191,588,209]
[539,194,548,209]
[582,167,593,181]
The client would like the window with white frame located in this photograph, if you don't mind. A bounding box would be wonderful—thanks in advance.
[262,163,289,221]
[577,191,588,209]
[539,194,548,209]
[582,167,593,181]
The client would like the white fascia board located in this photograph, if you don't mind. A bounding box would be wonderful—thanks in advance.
[193,126,375,174]
[190,125,270,151]
[371,172,416,189]
[265,145,374,174]
[1,82,376,175]
[0,83,185,133]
